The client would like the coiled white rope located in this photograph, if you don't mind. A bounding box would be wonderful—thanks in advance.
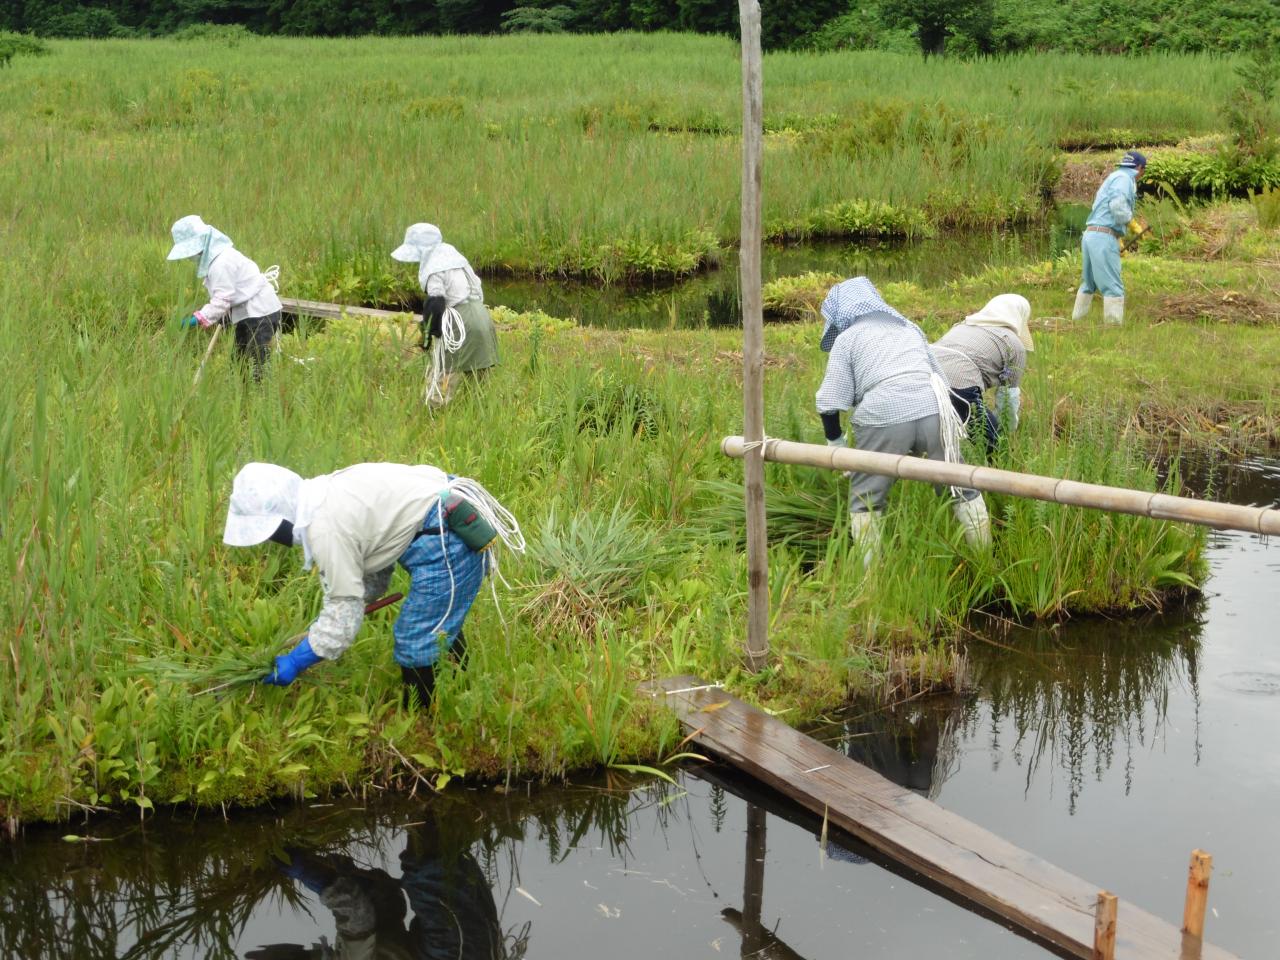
[927,372,969,498]
[424,305,468,406]
[424,477,526,640]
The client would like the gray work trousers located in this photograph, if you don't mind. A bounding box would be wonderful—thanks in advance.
[848,414,980,513]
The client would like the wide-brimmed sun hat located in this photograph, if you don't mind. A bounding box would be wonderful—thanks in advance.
[223,462,303,547]
[391,222,444,263]
[168,214,212,260]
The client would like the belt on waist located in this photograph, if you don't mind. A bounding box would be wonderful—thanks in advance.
[412,526,445,541]
[1085,225,1121,238]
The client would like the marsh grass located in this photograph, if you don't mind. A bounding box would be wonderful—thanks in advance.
[1252,185,1280,228]
[0,291,1212,823]
[0,36,1253,294]
[0,36,1254,823]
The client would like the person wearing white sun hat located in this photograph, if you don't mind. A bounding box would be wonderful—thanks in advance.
[392,222,499,405]
[167,215,282,381]
[932,293,1033,458]
[222,460,523,707]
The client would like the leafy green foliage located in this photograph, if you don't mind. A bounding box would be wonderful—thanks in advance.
[501,5,575,33]
[1144,151,1280,197]
[879,0,994,56]
[0,31,49,65]
[170,23,255,45]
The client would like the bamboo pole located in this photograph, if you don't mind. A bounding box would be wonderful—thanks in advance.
[1182,850,1213,939]
[192,323,223,386]
[1093,892,1118,960]
[721,436,1280,536]
[737,0,768,672]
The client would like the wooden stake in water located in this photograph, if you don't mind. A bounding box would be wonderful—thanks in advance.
[1182,849,1213,940]
[1093,891,1117,960]
[738,0,768,673]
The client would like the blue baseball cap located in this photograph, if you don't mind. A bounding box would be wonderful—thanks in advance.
[1119,150,1148,169]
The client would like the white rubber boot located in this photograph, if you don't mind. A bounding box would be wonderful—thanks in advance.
[1103,296,1124,325]
[952,497,992,550]
[849,511,880,568]
[1071,290,1094,321]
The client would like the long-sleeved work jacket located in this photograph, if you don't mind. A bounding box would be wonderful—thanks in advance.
[1085,168,1138,234]
[304,464,451,659]
[197,248,282,325]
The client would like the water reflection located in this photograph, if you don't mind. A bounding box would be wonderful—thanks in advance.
[966,612,1204,812]
[1,782,652,960]
[249,815,508,960]
[807,606,1205,815]
[811,701,960,801]
[485,223,1070,330]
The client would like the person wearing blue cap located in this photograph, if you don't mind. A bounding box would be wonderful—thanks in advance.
[1073,150,1147,325]
[815,277,992,564]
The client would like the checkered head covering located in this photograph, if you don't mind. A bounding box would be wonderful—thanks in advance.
[819,277,908,352]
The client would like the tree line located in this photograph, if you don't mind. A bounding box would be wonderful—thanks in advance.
[4,0,1277,55]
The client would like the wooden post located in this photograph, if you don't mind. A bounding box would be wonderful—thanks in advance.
[1093,891,1118,960]
[738,0,768,672]
[1182,850,1213,939]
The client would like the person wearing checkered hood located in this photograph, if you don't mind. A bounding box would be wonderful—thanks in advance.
[815,278,991,563]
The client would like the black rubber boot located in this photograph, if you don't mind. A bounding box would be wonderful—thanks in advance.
[401,665,436,709]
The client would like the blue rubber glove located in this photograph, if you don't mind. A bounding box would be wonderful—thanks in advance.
[180,314,200,328]
[262,637,323,686]
[278,847,334,894]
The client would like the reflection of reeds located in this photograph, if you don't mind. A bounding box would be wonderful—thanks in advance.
[0,777,676,959]
[805,603,1204,810]
[963,609,1204,813]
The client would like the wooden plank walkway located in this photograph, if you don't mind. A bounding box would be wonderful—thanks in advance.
[280,296,418,323]
[645,675,1237,960]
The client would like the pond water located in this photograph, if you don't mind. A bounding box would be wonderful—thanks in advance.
[4,457,1276,959]
[484,208,1088,330]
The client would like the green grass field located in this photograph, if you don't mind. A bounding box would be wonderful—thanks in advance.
[0,33,1256,294]
[5,35,1278,824]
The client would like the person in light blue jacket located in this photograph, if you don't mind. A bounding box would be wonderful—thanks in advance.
[1072,150,1146,325]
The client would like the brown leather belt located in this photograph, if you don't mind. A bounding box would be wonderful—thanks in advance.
[1085,225,1121,238]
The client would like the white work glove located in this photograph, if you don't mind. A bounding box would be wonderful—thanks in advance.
[827,435,853,477]
[999,387,1021,432]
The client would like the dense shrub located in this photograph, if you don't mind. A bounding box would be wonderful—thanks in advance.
[6,0,1274,53]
